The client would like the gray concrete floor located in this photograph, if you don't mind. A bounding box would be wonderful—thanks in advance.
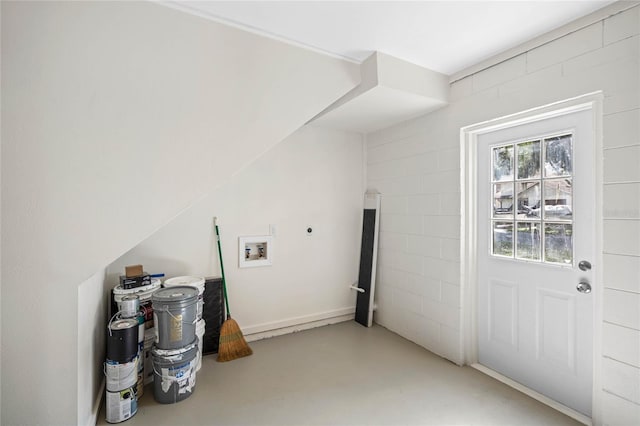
[98,321,581,425]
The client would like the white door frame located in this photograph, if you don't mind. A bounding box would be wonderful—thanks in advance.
[460,92,604,425]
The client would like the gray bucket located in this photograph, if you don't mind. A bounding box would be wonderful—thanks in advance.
[152,286,198,350]
[151,341,198,404]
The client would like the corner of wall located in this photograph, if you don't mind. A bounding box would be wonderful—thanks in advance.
[77,268,108,426]
[107,125,365,342]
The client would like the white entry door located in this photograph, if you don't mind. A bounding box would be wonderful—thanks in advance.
[476,108,595,416]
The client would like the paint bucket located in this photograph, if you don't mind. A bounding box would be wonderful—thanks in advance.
[105,357,138,392]
[117,295,140,319]
[107,318,139,363]
[152,286,198,350]
[151,341,198,404]
[136,312,145,358]
[143,328,155,385]
[195,318,205,372]
[163,276,205,320]
[113,278,161,329]
[134,369,144,399]
[105,386,137,424]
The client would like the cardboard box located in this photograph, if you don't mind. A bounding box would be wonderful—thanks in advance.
[125,264,144,278]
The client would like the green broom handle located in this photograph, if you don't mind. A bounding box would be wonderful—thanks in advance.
[214,218,231,319]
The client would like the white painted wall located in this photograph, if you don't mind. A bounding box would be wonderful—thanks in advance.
[1,2,359,424]
[77,268,109,426]
[367,5,639,424]
[108,125,364,338]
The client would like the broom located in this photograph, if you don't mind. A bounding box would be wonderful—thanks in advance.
[214,217,253,362]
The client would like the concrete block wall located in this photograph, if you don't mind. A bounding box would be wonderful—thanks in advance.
[367,124,462,361]
[367,5,639,424]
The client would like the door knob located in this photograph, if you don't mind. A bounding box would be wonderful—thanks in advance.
[576,281,592,293]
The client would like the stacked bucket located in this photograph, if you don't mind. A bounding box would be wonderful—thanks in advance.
[162,276,206,372]
[150,276,203,404]
[119,296,146,397]
[104,298,140,423]
[112,278,162,392]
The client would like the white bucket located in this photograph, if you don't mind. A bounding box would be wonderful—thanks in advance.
[195,318,205,372]
[163,276,205,320]
[143,328,155,385]
[105,357,138,392]
[105,387,137,424]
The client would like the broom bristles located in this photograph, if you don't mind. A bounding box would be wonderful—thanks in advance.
[217,317,253,362]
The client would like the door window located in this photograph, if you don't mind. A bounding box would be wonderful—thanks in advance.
[491,133,573,265]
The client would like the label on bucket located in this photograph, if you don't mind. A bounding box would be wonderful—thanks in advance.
[105,358,138,392]
[106,387,137,424]
[143,302,154,328]
[170,314,183,342]
[160,360,195,394]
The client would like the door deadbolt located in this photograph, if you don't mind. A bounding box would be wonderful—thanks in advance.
[578,260,592,271]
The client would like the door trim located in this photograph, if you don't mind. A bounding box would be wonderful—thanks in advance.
[460,92,604,425]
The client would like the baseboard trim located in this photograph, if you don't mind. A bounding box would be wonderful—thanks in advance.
[243,307,355,342]
[471,363,592,426]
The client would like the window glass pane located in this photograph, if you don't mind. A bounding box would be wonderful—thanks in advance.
[516,181,541,219]
[516,222,541,261]
[517,140,541,180]
[490,133,574,265]
[544,223,573,264]
[493,222,513,257]
[493,183,514,219]
[545,135,572,177]
[543,179,573,220]
[493,145,514,182]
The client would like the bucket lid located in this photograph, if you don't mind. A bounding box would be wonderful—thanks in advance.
[151,340,197,357]
[110,318,139,331]
[151,286,198,304]
[164,276,205,290]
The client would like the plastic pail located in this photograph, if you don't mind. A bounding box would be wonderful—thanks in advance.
[152,286,198,350]
[163,276,205,320]
[151,342,198,404]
